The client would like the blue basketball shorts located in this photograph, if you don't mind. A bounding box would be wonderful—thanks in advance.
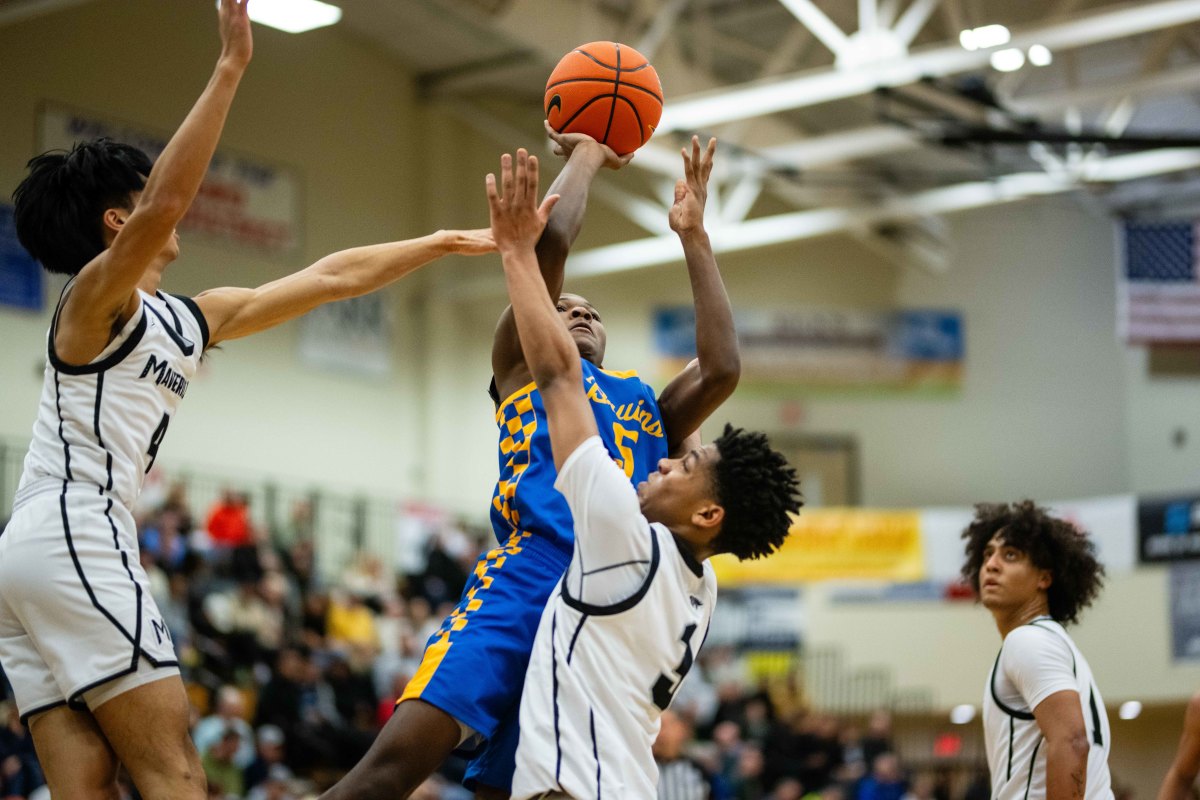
[399,531,571,791]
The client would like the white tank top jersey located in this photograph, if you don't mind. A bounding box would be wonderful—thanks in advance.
[512,436,717,800]
[983,617,1113,800]
[17,284,208,509]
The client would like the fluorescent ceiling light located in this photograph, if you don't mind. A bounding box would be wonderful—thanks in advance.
[1028,44,1053,66]
[990,47,1026,72]
[959,24,1010,51]
[1118,701,1142,720]
[243,0,342,33]
[949,705,976,724]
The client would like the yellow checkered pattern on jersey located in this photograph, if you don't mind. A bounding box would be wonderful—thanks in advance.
[398,530,532,704]
[493,389,537,530]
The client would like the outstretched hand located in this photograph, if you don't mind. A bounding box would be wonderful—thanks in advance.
[669,136,717,235]
[486,149,560,254]
[449,228,497,255]
[544,121,633,170]
[218,0,253,69]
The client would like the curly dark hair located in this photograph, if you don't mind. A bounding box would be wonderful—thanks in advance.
[13,138,152,275]
[961,500,1105,625]
[709,424,802,561]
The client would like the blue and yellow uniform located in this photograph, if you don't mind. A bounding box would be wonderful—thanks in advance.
[400,362,668,790]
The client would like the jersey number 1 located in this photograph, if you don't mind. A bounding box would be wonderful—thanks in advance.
[146,413,170,473]
[652,623,697,711]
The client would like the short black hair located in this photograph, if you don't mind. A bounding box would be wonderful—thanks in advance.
[961,500,1105,625]
[12,138,152,275]
[709,424,802,560]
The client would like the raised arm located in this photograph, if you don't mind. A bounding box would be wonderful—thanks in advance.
[57,0,252,364]
[655,137,740,455]
[488,150,596,470]
[1159,693,1200,800]
[1034,690,1091,800]
[491,126,630,392]
[193,228,495,346]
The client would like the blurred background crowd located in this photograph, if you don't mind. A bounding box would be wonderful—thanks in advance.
[0,483,1076,800]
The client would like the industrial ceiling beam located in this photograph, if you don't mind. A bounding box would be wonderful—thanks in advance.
[658,0,1200,132]
[566,147,1200,275]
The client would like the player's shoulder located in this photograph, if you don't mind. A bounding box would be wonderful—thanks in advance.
[1003,619,1073,661]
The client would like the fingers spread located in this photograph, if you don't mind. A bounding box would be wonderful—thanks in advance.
[485,173,499,208]
[527,154,540,203]
[501,153,514,203]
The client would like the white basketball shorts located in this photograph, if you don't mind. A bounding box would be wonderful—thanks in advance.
[0,480,179,721]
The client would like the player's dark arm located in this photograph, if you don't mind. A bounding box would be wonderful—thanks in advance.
[488,150,597,470]
[1034,690,1091,800]
[56,0,252,364]
[1159,692,1200,800]
[193,228,494,345]
[655,137,740,455]
[491,127,630,384]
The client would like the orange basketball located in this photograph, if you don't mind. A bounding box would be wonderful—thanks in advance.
[544,42,663,156]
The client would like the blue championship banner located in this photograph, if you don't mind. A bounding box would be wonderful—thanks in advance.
[654,306,963,394]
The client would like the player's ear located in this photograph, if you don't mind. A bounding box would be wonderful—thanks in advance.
[693,502,723,530]
[1037,569,1052,591]
[102,207,129,242]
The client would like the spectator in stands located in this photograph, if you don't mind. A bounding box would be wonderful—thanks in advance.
[656,710,714,800]
[247,764,298,800]
[207,489,254,548]
[798,713,844,793]
[245,724,287,792]
[141,506,189,570]
[902,772,938,800]
[857,753,907,800]
[326,588,378,648]
[201,727,246,799]
[770,778,805,800]
[325,651,377,731]
[281,535,319,597]
[731,744,768,800]
[194,685,257,769]
[861,711,893,766]
[0,701,44,798]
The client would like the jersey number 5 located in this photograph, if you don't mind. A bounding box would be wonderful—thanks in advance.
[613,422,640,479]
[146,413,170,473]
[652,623,697,711]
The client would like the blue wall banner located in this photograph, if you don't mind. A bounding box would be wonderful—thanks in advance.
[1138,494,1200,562]
[0,204,42,311]
[654,306,963,394]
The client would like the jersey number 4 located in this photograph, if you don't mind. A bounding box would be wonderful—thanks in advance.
[652,623,697,711]
[145,413,170,473]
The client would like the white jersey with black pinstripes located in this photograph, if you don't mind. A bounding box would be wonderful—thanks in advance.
[512,436,717,800]
[982,617,1113,800]
[17,284,209,509]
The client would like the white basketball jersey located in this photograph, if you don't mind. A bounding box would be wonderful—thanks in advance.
[983,617,1112,800]
[17,285,208,509]
[512,437,717,800]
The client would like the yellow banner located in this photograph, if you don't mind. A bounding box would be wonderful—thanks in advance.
[712,509,925,585]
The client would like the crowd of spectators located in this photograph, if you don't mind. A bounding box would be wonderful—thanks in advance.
[0,480,987,800]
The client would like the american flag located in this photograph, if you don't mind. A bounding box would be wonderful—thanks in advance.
[1119,221,1200,343]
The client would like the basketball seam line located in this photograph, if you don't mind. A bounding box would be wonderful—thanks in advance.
[601,44,621,147]
[571,48,651,73]
[545,76,663,104]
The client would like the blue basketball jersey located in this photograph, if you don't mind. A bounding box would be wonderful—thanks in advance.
[491,362,668,555]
